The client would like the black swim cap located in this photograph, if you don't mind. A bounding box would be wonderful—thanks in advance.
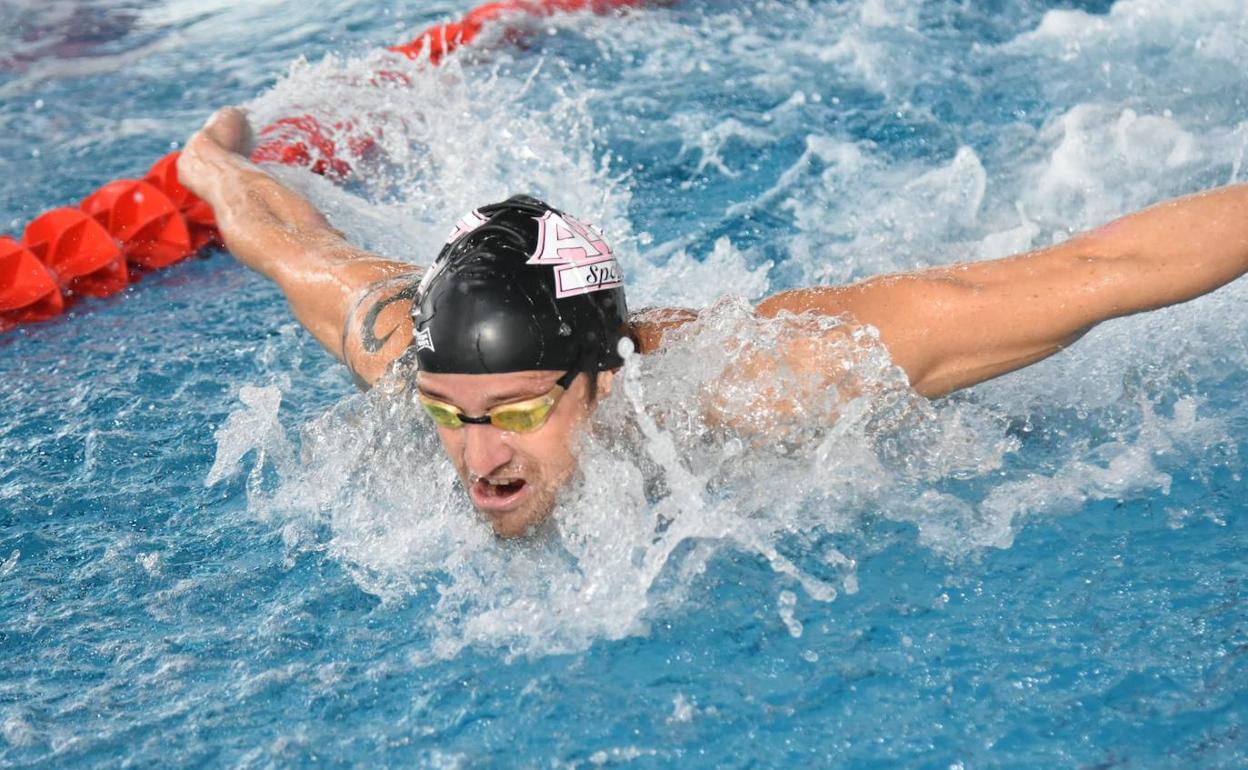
[411,195,629,374]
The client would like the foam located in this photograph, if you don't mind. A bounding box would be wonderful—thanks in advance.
[247,49,634,268]
[629,236,771,306]
[1008,0,1246,65]
[205,383,293,489]
[670,114,774,179]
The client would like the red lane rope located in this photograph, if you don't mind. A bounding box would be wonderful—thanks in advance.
[0,0,649,333]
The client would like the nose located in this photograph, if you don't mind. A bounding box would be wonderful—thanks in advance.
[462,424,513,479]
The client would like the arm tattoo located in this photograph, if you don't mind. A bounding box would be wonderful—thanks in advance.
[359,282,421,353]
[341,277,421,381]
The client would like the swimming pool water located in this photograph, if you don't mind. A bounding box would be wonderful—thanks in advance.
[2,1,1246,767]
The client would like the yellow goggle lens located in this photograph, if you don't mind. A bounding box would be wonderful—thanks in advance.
[419,398,465,428]
[417,388,562,434]
[490,398,556,433]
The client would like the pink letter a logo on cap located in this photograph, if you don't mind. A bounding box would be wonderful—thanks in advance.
[527,211,623,298]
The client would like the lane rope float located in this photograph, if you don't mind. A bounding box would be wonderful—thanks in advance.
[0,0,649,333]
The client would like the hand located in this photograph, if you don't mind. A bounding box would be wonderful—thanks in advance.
[177,107,255,205]
[197,106,253,155]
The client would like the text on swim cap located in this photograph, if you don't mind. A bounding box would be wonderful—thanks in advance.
[414,327,435,352]
[528,211,624,298]
[555,258,622,297]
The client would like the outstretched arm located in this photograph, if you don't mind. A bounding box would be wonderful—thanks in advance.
[759,184,1248,398]
[177,108,418,387]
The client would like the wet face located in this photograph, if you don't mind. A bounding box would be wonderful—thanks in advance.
[416,369,612,538]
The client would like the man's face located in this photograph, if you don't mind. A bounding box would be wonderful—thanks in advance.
[416,369,609,537]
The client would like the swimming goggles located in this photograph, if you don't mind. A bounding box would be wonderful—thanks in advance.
[417,367,579,433]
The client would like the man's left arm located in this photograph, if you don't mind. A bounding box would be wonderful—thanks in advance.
[758,183,1248,397]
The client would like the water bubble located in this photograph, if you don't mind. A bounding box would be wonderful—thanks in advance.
[137,552,162,577]
[778,590,803,638]
[668,693,695,723]
[615,335,634,359]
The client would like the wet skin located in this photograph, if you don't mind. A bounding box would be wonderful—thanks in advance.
[417,369,614,537]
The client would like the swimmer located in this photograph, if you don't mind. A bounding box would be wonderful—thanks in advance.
[178,107,1248,537]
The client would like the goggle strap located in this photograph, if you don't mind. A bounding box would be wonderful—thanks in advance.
[556,347,597,390]
[555,368,578,390]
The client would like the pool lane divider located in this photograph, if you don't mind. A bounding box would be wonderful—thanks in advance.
[0,0,650,333]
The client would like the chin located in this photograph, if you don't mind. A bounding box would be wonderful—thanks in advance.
[483,504,553,538]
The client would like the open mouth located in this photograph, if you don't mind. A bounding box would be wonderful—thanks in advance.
[470,477,529,511]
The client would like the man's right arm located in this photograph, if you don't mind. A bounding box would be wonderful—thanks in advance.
[178,108,419,386]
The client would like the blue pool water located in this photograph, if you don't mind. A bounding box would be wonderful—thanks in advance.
[2,1,1247,767]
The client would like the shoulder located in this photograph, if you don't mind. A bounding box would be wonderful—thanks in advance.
[627,306,700,354]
